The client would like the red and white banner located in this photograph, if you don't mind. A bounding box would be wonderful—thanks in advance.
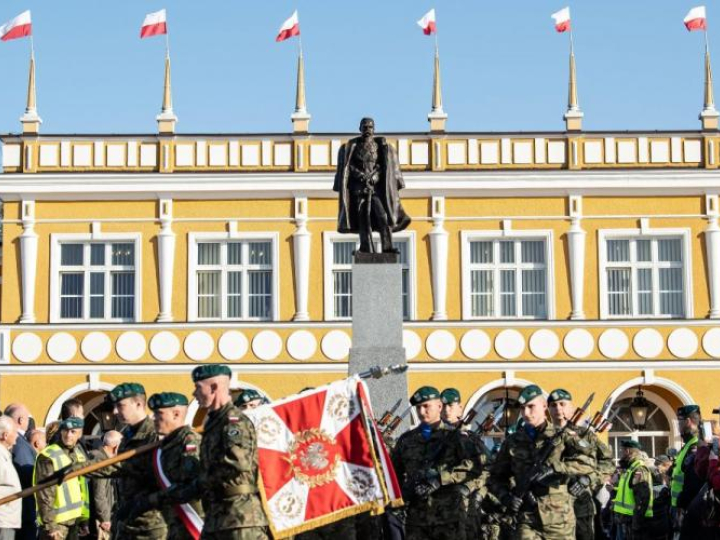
[141,9,167,39]
[0,10,32,42]
[276,10,300,42]
[152,448,203,540]
[684,6,707,32]
[244,377,401,538]
[551,7,571,33]
[417,9,437,35]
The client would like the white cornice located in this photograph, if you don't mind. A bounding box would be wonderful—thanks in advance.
[2,169,720,200]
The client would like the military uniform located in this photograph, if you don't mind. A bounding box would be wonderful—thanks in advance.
[392,386,481,540]
[488,385,595,540]
[613,442,653,540]
[83,383,167,539]
[88,447,114,540]
[166,364,268,540]
[33,417,90,540]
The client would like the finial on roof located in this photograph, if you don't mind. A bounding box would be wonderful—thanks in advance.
[428,45,447,133]
[291,47,311,133]
[157,54,178,134]
[20,52,42,134]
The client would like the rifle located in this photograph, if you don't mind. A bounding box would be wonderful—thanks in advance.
[378,400,402,428]
[0,440,162,508]
[597,408,620,433]
[383,405,413,438]
[509,393,594,511]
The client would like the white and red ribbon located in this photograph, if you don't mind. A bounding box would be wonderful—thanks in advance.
[152,447,203,540]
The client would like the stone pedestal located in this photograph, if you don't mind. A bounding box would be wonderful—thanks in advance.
[349,254,410,431]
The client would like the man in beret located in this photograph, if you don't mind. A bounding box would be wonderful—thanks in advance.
[440,388,463,428]
[165,365,269,539]
[612,440,653,540]
[80,382,167,539]
[547,388,615,540]
[125,392,204,540]
[488,384,596,539]
[235,389,264,412]
[33,417,90,539]
[391,385,481,539]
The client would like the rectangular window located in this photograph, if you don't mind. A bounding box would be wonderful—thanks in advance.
[58,242,136,321]
[194,240,274,320]
[330,239,412,320]
[603,237,685,318]
[467,238,548,319]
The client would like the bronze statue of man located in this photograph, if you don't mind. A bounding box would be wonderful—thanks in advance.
[333,118,411,254]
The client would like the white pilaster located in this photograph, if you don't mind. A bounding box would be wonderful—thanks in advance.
[706,195,720,318]
[567,195,586,320]
[157,199,176,322]
[19,200,38,323]
[292,197,311,321]
[429,196,449,320]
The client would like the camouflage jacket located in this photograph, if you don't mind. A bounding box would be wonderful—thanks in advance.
[391,422,481,525]
[150,425,203,540]
[169,402,267,532]
[488,422,596,528]
[89,448,115,524]
[84,416,167,538]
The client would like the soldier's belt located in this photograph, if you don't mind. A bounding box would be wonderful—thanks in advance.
[218,485,258,497]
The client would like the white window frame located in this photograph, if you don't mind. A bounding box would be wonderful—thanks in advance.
[187,232,280,322]
[461,229,556,320]
[49,232,143,323]
[598,228,693,319]
[322,231,416,321]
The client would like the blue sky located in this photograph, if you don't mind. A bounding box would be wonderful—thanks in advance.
[0,1,713,134]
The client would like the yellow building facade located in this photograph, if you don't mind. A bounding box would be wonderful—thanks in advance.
[1,50,720,458]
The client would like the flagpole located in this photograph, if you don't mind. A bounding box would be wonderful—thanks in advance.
[29,34,34,60]
[165,29,170,59]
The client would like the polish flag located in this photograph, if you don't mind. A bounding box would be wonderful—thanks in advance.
[684,6,707,31]
[417,9,437,35]
[140,9,167,39]
[276,10,300,42]
[0,11,32,42]
[551,7,571,33]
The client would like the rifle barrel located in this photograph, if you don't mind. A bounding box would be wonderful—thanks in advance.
[0,440,162,507]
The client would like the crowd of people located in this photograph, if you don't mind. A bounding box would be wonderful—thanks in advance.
[0,373,717,539]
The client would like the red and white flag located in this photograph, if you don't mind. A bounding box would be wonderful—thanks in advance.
[140,9,167,39]
[551,7,571,33]
[276,10,300,42]
[0,10,32,42]
[417,9,437,35]
[152,448,203,539]
[244,377,401,538]
[684,6,707,31]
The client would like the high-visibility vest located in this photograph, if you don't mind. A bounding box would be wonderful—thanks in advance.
[33,443,89,525]
[613,459,654,518]
[671,435,698,508]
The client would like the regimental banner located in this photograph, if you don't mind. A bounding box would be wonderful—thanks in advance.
[244,376,401,538]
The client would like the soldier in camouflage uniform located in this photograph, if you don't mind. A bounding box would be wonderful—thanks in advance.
[81,382,168,539]
[488,385,596,540]
[166,364,269,540]
[392,386,481,540]
[547,388,616,540]
[89,430,121,540]
[129,392,204,540]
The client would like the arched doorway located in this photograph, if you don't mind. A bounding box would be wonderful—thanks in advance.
[607,388,678,461]
[465,386,525,450]
[45,383,117,437]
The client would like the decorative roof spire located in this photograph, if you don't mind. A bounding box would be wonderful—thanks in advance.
[291,47,311,133]
[20,51,42,134]
[563,37,583,131]
[701,39,719,130]
[427,45,447,132]
[157,53,177,134]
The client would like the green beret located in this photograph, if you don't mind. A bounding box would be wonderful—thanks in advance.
[677,405,700,418]
[548,389,572,404]
[59,417,84,431]
[440,388,461,405]
[410,386,441,406]
[517,385,544,406]
[148,392,189,410]
[235,389,263,406]
[621,440,641,449]
[192,364,231,382]
[108,382,146,404]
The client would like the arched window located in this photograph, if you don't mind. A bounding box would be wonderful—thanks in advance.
[608,396,672,460]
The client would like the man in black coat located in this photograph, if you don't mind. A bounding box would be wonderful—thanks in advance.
[4,403,37,540]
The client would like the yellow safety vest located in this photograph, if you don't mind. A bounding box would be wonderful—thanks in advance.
[671,435,698,507]
[613,459,654,518]
[33,443,89,525]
